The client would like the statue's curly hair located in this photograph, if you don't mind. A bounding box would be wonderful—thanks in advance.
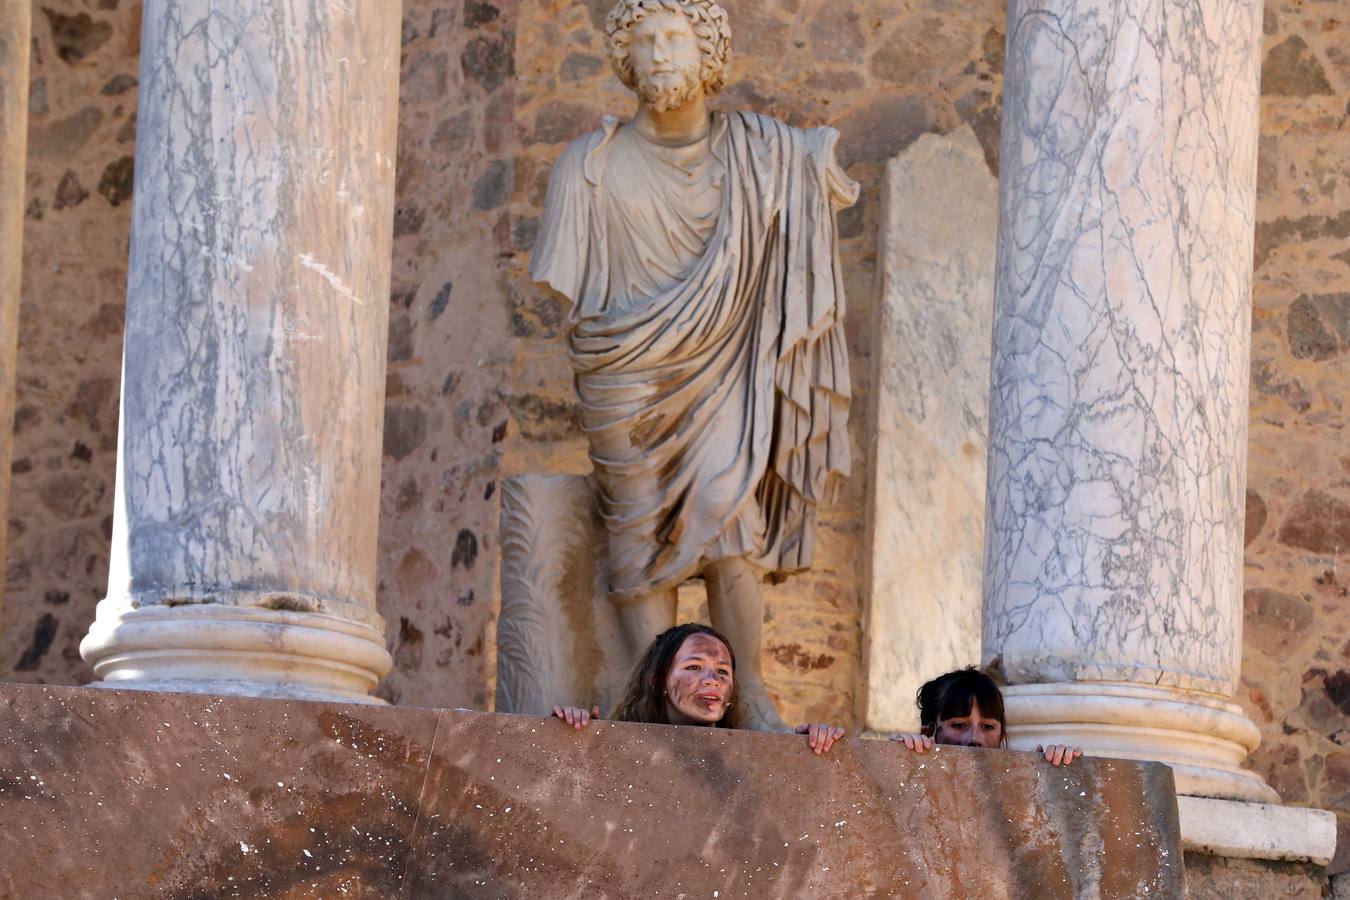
[604,0,732,97]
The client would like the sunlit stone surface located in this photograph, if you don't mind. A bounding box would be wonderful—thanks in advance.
[0,682,1184,898]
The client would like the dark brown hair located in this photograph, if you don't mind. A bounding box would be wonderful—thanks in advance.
[917,667,1007,745]
[610,623,742,728]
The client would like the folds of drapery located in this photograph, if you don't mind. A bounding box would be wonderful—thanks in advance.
[529,111,856,600]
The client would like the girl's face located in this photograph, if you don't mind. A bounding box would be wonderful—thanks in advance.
[663,634,733,726]
[932,699,1004,748]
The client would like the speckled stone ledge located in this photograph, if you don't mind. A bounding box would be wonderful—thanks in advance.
[0,682,1184,898]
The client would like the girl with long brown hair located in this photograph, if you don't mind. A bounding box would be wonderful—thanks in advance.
[553,623,844,754]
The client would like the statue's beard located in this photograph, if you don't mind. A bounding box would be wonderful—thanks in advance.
[635,63,704,113]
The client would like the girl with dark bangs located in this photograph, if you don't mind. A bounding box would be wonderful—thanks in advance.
[553,622,846,755]
[892,666,1083,767]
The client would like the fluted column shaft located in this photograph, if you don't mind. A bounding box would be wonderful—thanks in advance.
[983,0,1275,801]
[0,4,31,621]
[81,0,401,702]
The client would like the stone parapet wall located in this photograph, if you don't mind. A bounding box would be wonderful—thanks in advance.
[0,681,1184,898]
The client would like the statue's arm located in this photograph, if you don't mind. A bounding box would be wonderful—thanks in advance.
[811,126,860,212]
[528,136,594,305]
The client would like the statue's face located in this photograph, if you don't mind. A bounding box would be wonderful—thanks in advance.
[629,10,704,112]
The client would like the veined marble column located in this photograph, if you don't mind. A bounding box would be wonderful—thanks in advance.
[80,1,401,702]
[984,0,1275,802]
[0,4,30,619]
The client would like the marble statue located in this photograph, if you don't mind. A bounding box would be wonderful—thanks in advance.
[530,0,857,730]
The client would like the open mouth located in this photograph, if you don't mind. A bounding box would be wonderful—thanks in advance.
[696,692,723,705]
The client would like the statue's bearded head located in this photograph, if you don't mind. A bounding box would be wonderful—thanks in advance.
[605,0,732,112]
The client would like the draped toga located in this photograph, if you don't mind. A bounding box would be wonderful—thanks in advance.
[530,111,858,601]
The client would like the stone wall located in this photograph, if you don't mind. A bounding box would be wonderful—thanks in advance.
[1184,853,1330,900]
[0,681,1187,899]
[373,0,520,708]
[1,1,140,684]
[1,0,1347,871]
[1237,0,1350,875]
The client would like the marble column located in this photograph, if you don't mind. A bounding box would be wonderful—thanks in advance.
[0,4,30,620]
[984,0,1276,802]
[80,1,401,703]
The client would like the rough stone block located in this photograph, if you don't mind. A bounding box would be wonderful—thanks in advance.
[1184,853,1329,899]
[0,682,1185,898]
[862,126,996,733]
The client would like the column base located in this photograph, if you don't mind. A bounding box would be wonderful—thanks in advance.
[1178,796,1336,864]
[80,603,393,705]
[1002,682,1279,803]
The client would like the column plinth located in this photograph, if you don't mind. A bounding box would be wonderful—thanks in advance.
[984,0,1273,802]
[1002,684,1273,802]
[80,1,402,702]
[82,606,389,704]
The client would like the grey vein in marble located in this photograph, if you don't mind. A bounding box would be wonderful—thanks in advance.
[983,0,1264,694]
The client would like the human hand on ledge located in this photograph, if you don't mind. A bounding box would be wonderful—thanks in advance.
[796,723,845,755]
[889,733,934,753]
[1036,744,1083,767]
[552,704,601,730]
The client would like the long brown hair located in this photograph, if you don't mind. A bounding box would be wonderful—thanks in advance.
[610,623,742,728]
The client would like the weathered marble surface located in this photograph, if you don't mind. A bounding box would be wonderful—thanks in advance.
[527,0,857,732]
[984,0,1264,694]
[496,474,628,716]
[983,0,1272,803]
[0,3,30,620]
[501,0,1012,728]
[0,682,1185,898]
[862,127,994,734]
[78,1,401,700]
[1178,796,1336,865]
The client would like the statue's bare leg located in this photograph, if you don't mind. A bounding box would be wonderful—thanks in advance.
[615,586,678,676]
[704,556,789,732]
